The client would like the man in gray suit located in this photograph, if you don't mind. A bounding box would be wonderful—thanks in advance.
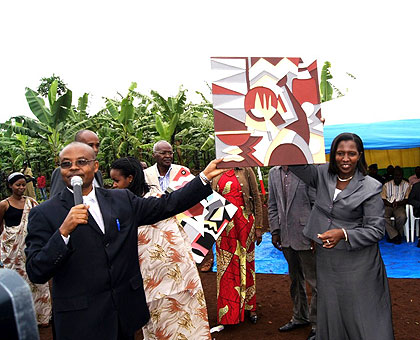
[268,165,317,340]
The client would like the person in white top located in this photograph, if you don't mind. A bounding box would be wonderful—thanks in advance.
[143,141,188,194]
[381,166,411,244]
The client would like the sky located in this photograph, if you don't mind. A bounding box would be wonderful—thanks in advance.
[1,0,419,125]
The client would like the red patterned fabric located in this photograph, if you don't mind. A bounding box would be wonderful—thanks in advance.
[216,170,256,325]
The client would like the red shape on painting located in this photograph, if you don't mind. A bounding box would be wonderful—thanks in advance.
[287,58,301,66]
[184,203,205,217]
[271,111,285,126]
[214,110,247,132]
[277,94,287,113]
[212,83,244,96]
[244,87,277,112]
[217,133,251,146]
[292,78,319,105]
[283,86,310,144]
[172,167,191,182]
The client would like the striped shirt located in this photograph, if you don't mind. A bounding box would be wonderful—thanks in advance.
[381,180,411,203]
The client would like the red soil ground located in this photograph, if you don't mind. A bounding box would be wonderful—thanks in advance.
[39,272,420,340]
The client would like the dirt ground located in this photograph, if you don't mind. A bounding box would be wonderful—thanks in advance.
[39,272,420,340]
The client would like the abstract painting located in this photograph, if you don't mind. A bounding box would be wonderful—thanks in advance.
[166,167,238,263]
[211,57,326,168]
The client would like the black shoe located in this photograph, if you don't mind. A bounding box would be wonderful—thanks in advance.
[248,313,258,324]
[417,240,420,248]
[391,234,402,244]
[307,328,316,340]
[278,320,309,332]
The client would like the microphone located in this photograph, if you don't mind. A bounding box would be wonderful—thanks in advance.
[70,176,83,205]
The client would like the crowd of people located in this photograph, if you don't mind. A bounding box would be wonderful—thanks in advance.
[0,128,419,340]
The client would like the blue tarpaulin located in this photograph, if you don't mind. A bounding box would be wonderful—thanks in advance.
[211,232,420,279]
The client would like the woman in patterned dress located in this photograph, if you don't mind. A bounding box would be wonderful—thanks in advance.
[211,167,263,325]
[110,157,211,340]
[0,172,52,326]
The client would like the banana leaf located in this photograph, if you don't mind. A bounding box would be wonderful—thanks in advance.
[25,87,52,125]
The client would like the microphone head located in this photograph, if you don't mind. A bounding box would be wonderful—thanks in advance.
[70,176,83,187]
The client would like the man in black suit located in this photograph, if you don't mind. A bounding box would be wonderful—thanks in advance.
[50,130,103,197]
[25,142,223,340]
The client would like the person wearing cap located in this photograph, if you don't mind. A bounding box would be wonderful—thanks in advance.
[0,172,52,326]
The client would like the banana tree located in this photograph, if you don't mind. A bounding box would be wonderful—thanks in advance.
[25,79,72,160]
[320,61,334,102]
[150,87,186,145]
[320,61,356,102]
[2,80,90,165]
[99,82,154,166]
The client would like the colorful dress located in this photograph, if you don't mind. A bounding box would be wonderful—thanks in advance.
[216,170,257,325]
[138,202,211,340]
[1,197,52,325]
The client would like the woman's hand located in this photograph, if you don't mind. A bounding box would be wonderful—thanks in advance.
[317,228,345,248]
[255,228,263,245]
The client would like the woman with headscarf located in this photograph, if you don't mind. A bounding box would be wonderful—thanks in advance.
[0,172,52,326]
[110,157,211,340]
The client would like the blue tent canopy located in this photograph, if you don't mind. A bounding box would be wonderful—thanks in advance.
[323,119,420,153]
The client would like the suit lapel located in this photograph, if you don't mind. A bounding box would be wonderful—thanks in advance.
[276,167,286,213]
[150,164,161,188]
[95,170,104,187]
[86,214,103,236]
[335,171,365,201]
[328,173,337,202]
[95,188,113,234]
[59,186,104,236]
[286,175,299,214]
[59,187,75,211]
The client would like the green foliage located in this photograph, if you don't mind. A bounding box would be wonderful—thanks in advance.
[37,74,68,98]
[320,61,356,102]
[320,61,333,103]
[1,81,90,182]
[0,80,216,192]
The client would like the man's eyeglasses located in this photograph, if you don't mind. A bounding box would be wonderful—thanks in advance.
[59,159,96,169]
[155,151,174,156]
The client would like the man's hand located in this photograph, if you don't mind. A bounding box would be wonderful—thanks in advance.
[59,204,89,237]
[317,228,345,248]
[202,159,229,180]
[271,234,282,251]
